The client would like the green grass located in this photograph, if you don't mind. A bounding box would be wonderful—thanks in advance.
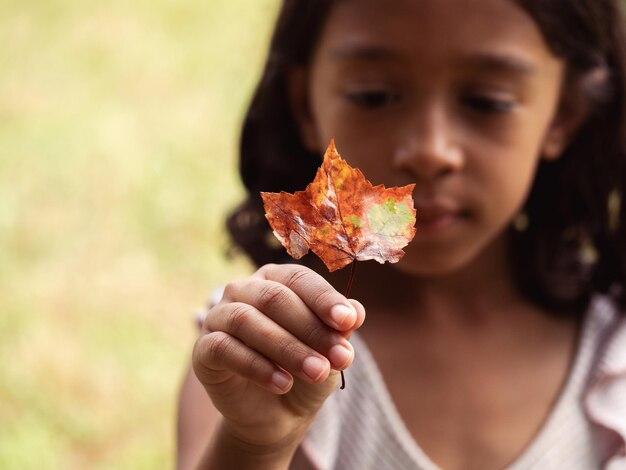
[0,0,277,467]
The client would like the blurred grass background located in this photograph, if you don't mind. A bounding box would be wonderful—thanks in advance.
[0,0,278,467]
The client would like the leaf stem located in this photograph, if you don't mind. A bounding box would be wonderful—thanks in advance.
[340,261,357,390]
[344,260,357,298]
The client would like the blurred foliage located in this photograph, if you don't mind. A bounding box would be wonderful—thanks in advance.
[0,0,277,467]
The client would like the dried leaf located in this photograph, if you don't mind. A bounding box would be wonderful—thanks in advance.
[261,140,416,272]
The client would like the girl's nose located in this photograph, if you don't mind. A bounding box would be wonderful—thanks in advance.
[392,108,464,181]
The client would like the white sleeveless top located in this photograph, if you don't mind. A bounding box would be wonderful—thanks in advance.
[299,296,626,470]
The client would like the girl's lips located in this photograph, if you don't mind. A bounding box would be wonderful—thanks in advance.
[414,205,464,234]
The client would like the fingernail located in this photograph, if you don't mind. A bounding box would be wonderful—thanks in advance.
[330,304,356,329]
[271,371,291,392]
[302,356,328,382]
[328,344,353,369]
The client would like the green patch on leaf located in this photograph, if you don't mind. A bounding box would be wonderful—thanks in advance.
[367,198,415,237]
[345,215,363,228]
[384,198,397,214]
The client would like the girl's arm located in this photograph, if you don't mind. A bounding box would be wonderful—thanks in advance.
[176,364,220,470]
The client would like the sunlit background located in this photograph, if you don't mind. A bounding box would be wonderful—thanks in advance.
[0,0,278,467]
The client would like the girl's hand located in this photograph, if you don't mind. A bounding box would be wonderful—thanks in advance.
[192,263,365,460]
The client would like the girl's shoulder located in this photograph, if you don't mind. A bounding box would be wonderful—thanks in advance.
[585,293,626,377]
[195,286,226,329]
[565,293,626,468]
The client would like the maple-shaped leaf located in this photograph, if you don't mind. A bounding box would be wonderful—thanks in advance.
[261,140,416,272]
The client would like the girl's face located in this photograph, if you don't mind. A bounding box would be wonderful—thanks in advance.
[292,0,574,277]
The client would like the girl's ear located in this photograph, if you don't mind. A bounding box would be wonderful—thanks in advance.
[541,67,609,161]
[287,67,320,153]
[540,89,589,161]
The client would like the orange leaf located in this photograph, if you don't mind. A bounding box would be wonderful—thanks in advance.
[261,140,416,272]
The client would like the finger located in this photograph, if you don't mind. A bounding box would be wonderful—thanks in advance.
[206,302,333,384]
[342,299,366,340]
[254,264,359,331]
[194,330,293,394]
[221,278,354,371]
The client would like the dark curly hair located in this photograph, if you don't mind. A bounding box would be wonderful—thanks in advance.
[227,0,626,314]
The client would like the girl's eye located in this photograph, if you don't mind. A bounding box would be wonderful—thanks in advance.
[463,95,515,113]
[345,90,399,109]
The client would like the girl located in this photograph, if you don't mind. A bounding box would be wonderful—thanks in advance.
[177,0,626,468]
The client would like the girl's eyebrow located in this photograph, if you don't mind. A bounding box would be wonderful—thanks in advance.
[462,52,537,76]
[329,45,537,76]
[329,44,401,62]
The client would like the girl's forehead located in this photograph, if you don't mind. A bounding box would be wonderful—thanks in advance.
[316,0,557,66]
